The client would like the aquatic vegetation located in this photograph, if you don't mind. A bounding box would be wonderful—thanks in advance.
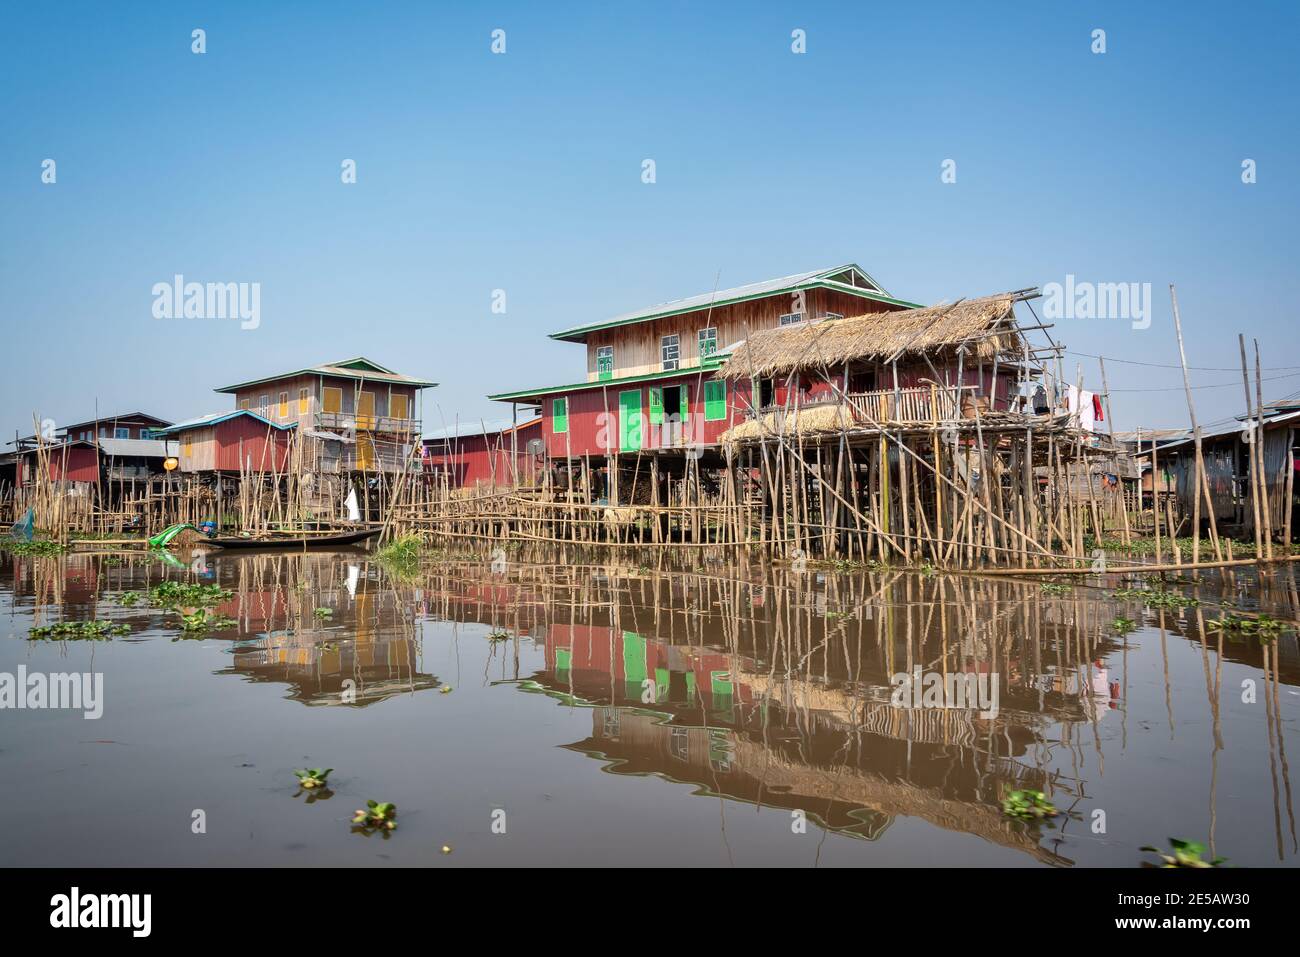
[118,591,144,606]
[1205,613,1292,643]
[313,607,333,620]
[1141,838,1225,868]
[28,620,129,641]
[0,539,68,556]
[824,610,856,622]
[1111,587,1199,609]
[293,768,333,789]
[376,535,423,578]
[1001,789,1059,822]
[1039,582,1072,596]
[440,685,453,694]
[179,609,237,632]
[148,580,233,610]
[486,629,511,642]
[352,800,397,832]
[1111,617,1137,635]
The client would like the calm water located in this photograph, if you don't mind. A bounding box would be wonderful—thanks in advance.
[0,546,1297,867]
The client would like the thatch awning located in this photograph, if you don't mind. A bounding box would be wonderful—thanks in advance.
[717,294,1023,380]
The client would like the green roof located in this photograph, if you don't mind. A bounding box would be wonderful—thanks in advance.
[548,264,919,343]
[489,362,725,403]
[214,356,436,394]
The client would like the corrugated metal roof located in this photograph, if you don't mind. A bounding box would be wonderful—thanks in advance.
[153,410,296,435]
[423,418,541,441]
[548,265,916,342]
[1157,409,1300,453]
[96,438,179,458]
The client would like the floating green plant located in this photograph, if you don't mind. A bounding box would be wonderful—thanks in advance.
[293,768,333,790]
[148,581,233,609]
[1001,789,1059,822]
[487,629,511,642]
[28,620,128,641]
[179,609,237,632]
[1141,838,1225,868]
[0,539,68,555]
[376,535,423,579]
[352,800,397,832]
[1205,613,1291,644]
[824,610,855,622]
[1111,617,1137,634]
[118,590,143,606]
[1040,582,1072,596]
[1112,587,1200,608]
[313,607,333,620]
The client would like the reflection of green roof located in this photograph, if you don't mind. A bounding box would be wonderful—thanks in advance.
[549,264,918,343]
[489,361,725,403]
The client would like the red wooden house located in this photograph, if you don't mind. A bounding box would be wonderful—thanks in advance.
[422,417,542,489]
[153,409,295,474]
[489,265,920,460]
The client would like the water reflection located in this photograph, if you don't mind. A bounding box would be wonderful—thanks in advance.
[1,545,1297,866]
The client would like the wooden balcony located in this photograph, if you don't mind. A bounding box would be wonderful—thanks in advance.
[843,385,978,425]
[314,411,418,435]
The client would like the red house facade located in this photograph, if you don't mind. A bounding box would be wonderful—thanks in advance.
[489,265,919,460]
[423,417,542,489]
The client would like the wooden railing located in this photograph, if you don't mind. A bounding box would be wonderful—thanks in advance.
[315,411,418,434]
[844,385,978,425]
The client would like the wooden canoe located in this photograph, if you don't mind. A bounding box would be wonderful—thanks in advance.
[206,527,382,550]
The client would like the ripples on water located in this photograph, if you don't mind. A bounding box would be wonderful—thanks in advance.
[0,546,1296,867]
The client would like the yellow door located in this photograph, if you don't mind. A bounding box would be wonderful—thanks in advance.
[356,391,375,430]
[356,435,376,470]
[389,393,409,424]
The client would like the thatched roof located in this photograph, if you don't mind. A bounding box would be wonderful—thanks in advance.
[718,294,1022,380]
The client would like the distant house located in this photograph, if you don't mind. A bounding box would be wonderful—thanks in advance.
[7,411,177,486]
[1158,407,1300,539]
[423,417,542,489]
[153,410,295,474]
[212,357,435,474]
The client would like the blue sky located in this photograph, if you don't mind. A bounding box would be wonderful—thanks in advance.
[3,0,1298,439]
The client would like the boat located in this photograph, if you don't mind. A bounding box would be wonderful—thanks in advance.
[204,527,383,550]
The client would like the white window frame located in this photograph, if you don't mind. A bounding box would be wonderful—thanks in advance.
[779,312,805,326]
[661,334,680,371]
[596,345,614,378]
[698,327,717,359]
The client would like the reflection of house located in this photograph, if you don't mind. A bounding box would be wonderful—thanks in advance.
[423,417,542,489]
[213,357,434,475]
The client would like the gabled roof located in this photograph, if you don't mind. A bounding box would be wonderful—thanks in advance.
[214,357,436,393]
[549,265,919,343]
[58,411,173,432]
[153,410,297,435]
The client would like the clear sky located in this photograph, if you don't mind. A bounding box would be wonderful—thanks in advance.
[3,0,1297,440]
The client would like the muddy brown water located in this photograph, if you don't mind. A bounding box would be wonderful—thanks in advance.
[0,546,1296,867]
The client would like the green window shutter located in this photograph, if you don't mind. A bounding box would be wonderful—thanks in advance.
[552,397,568,434]
[597,348,613,381]
[649,387,663,425]
[704,380,726,421]
[698,328,717,358]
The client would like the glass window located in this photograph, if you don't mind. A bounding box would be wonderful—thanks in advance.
[596,346,613,381]
[661,334,680,371]
[779,312,804,326]
[698,327,717,358]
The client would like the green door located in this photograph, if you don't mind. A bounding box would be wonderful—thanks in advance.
[619,390,642,452]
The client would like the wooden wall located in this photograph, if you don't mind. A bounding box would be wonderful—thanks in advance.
[583,289,900,381]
